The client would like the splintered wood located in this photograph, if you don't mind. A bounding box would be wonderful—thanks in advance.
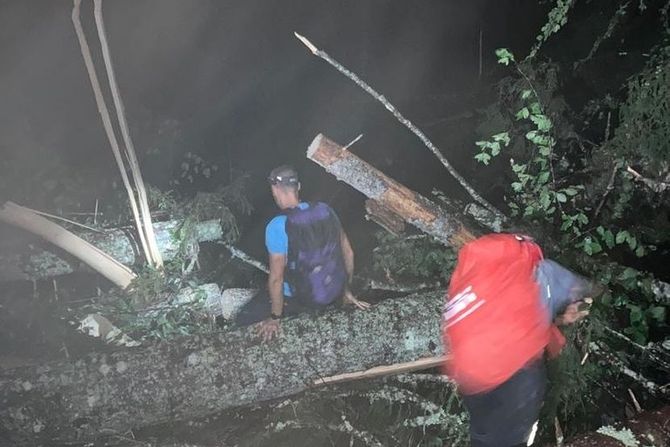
[307,133,481,247]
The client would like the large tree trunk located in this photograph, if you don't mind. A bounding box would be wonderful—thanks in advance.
[0,218,223,282]
[0,292,443,444]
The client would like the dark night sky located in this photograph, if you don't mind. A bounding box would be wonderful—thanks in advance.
[0,0,546,257]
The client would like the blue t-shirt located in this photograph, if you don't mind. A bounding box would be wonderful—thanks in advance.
[265,202,309,297]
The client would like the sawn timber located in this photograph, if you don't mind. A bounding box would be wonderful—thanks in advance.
[0,291,443,444]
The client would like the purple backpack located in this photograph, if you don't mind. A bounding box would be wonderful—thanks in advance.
[282,202,347,306]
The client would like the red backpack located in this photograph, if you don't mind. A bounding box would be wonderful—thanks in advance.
[442,234,564,394]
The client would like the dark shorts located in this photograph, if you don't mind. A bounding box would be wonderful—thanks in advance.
[461,359,546,447]
[234,290,330,326]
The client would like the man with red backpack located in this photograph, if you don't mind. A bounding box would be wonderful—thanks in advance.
[443,233,593,447]
[236,165,369,340]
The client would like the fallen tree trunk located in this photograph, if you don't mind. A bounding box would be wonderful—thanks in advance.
[0,291,443,444]
[307,134,481,246]
[0,218,223,282]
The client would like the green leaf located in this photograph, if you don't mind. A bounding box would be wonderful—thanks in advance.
[555,192,567,203]
[590,240,602,254]
[516,107,530,120]
[495,48,515,65]
[492,132,511,146]
[540,190,551,209]
[521,89,532,100]
[530,114,552,132]
[563,187,579,196]
[511,162,526,173]
[618,267,638,281]
[603,230,615,249]
[474,152,492,165]
[490,141,502,156]
[648,306,666,322]
[628,304,643,323]
[583,240,593,255]
[537,171,550,184]
[616,230,629,244]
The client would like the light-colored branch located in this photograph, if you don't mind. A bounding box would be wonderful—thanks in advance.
[21,206,104,233]
[590,342,668,396]
[312,356,447,387]
[598,324,670,371]
[594,161,619,218]
[0,201,135,289]
[627,165,670,193]
[294,32,506,222]
[218,242,269,273]
[71,0,151,265]
[93,0,163,268]
[364,279,439,294]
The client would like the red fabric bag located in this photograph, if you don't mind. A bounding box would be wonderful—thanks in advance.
[442,234,564,395]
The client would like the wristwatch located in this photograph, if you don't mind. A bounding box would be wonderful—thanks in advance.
[270,312,282,320]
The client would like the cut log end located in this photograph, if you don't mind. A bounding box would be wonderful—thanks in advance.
[307,133,325,158]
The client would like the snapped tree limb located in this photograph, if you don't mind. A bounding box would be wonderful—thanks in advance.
[0,201,135,289]
[0,218,223,282]
[307,134,481,247]
[294,32,506,222]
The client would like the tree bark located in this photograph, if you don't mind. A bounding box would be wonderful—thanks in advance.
[0,218,223,282]
[307,134,481,247]
[0,292,443,444]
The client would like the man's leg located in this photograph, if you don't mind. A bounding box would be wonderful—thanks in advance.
[461,359,547,447]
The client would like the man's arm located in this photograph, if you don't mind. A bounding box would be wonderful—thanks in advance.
[340,230,354,286]
[257,253,286,341]
[340,230,370,310]
[268,253,286,317]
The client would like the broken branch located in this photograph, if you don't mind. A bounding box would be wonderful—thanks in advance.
[307,134,481,247]
[0,201,135,289]
[294,32,506,222]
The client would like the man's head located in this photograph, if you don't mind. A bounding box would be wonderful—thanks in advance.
[268,165,300,209]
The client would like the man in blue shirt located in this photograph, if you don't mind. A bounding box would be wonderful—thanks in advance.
[236,165,369,340]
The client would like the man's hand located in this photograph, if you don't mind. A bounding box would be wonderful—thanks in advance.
[257,318,281,342]
[555,300,590,326]
[343,290,371,310]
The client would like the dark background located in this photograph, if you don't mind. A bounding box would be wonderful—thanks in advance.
[0,0,547,261]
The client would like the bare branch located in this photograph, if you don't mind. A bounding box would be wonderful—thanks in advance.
[294,32,506,222]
